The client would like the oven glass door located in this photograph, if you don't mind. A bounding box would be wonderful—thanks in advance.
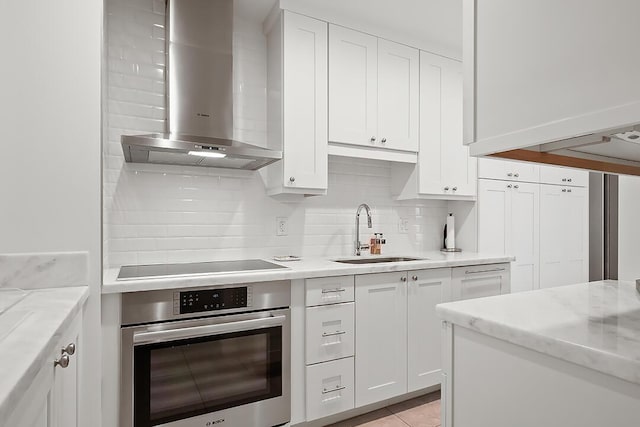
[133,323,283,426]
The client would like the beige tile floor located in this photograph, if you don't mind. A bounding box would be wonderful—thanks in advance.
[327,391,441,427]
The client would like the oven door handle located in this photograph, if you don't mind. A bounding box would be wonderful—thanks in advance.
[133,314,286,345]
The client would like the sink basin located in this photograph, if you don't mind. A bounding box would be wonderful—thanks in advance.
[333,257,425,264]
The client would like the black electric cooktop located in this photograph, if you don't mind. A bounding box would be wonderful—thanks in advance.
[117,259,287,280]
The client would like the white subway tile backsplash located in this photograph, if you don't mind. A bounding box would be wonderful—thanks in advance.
[103,0,450,268]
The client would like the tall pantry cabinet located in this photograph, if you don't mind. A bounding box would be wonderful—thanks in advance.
[478,159,589,292]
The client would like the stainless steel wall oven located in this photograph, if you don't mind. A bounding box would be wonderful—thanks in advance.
[120,280,291,427]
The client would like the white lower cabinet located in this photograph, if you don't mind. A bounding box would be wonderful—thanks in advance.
[407,268,451,392]
[306,357,355,421]
[451,264,511,300]
[355,272,408,407]
[6,312,82,427]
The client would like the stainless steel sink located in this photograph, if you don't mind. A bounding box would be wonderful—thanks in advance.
[333,257,425,264]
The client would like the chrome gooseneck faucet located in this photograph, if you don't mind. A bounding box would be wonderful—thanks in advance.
[355,203,373,256]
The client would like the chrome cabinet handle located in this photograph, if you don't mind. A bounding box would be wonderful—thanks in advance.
[567,189,572,193]
[562,178,567,182]
[289,176,295,183]
[567,178,572,182]
[514,173,519,178]
[452,187,458,191]
[465,267,506,275]
[507,184,513,188]
[381,138,387,144]
[321,288,346,294]
[514,185,519,189]
[444,186,450,191]
[62,343,76,356]
[322,331,346,337]
[412,275,418,281]
[54,354,70,369]
[401,276,407,282]
[322,385,346,394]
[562,188,567,192]
[370,136,376,142]
[507,172,513,177]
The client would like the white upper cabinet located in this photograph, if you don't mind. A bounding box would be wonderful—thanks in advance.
[266,11,328,197]
[328,25,377,148]
[464,0,640,168]
[329,25,419,153]
[377,39,419,152]
[418,51,476,198]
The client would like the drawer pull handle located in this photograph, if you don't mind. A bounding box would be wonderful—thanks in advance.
[322,288,346,294]
[322,385,346,394]
[321,341,342,347]
[465,267,506,275]
[322,331,346,337]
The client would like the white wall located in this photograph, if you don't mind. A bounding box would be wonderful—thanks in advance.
[103,0,450,267]
[0,0,102,425]
[618,175,640,281]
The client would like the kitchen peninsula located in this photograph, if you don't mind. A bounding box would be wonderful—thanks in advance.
[437,280,640,427]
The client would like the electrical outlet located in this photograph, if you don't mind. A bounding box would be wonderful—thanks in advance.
[276,217,288,236]
[398,218,409,234]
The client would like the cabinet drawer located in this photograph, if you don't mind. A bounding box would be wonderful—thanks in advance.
[306,276,355,306]
[478,158,540,183]
[539,165,588,187]
[306,357,355,421]
[451,264,511,301]
[306,303,355,365]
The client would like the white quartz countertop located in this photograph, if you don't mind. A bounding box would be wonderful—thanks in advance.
[437,280,640,385]
[102,252,514,294]
[0,287,89,423]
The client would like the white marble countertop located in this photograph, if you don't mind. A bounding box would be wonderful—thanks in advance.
[0,287,89,423]
[437,280,640,385]
[102,251,514,294]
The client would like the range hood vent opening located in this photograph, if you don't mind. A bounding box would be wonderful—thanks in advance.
[120,0,281,171]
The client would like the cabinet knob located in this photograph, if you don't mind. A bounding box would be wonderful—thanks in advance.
[54,354,70,369]
[370,136,376,142]
[444,186,450,191]
[289,176,295,183]
[562,178,567,182]
[412,275,418,281]
[562,188,567,192]
[514,173,520,178]
[507,173,513,177]
[514,185,519,189]
[62,343,76,356]
[567,178,572,182]
[381,138,387,144]
[567,189,572,193]
[507,184,513,189]
[400,276,407,282]
[452,187,458,191]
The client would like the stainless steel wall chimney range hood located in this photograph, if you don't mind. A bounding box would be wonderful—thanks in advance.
[120,0,282,171]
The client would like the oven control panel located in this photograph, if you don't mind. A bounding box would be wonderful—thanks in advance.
[173,287,252,314]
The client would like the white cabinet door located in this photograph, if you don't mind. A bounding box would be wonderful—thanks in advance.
[478,158,540,183]
[377,39,419,152]
[540,185,589,288]
[53,313,82,427]
[328,25,377,147]
[478,180,539,293]
[407,268,450,392]
[478,179,511,255]
[539,165,589,187]
[419,52,476,197]
[282,11,328,190]
[510,182,540,293]
[451,264,511,301]
[355,272,407,407]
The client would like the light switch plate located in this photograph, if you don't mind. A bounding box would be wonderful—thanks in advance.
[398,218,409,234]
[276,217,288,236]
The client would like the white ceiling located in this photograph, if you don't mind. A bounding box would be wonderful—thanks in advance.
[235,0,462,57]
